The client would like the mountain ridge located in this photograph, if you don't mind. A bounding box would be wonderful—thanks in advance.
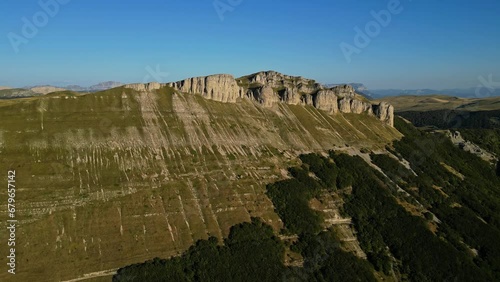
[0,73,401,281]
[24,81,125,92]
[324,82,374,99]
[126,71,394,126]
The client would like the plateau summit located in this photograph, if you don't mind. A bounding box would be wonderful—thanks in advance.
[127,71,394,126]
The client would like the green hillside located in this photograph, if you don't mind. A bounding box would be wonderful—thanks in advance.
[114,117,500,281]
[0,85,400,281]
[376,95,500,112]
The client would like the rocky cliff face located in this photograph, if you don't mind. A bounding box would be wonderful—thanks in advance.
[445,130,498,164]
[313,90,339,114]
[89,81,124,91]
[166,74,244,103]
[248,85,280,107]
[373,102,395,127]
[125,71,395,127]
[126,82,163,92]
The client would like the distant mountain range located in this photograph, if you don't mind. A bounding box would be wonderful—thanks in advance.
[0,86,71,98]
[0,81,125,99]
[4,80,499,100]
[21,81,124,92]
[369,88,500,98]
[64,81,124,92]
[324,84,500,99]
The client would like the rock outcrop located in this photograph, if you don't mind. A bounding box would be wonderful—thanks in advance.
[338,98,373,114]
[241,72,379,119]
[124,71,395,126]
[445,131,498,164]
[372,102,394,127]
[89,81,124,91]
[279,87,302,105]
[313,90,338,114]
[167,74,244,103]
[126,82,163,92]
[330,84,356,98]
[246,71,318,89]
[248,85,280,108]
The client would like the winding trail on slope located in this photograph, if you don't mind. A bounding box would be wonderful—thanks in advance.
[61,268,118,282]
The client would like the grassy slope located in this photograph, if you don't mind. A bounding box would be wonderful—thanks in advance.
[0,86,400,281]
[376,95,500,112]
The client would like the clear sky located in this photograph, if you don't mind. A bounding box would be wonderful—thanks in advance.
[1,0,499,89]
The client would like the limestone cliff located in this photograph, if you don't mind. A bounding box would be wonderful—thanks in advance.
[247,85,280,107]
[313,90,338,114]
[373,102,395,127]
[166,74,244,103]
[125,71,395,127]
[126,82,163,92]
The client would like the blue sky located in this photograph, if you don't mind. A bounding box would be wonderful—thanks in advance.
[1,0,499,89]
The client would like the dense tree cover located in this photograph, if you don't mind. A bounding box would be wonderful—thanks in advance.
[289,133,499,280]
[267,177,323,235]
[114,215,376,282]
[113,218,286,282]
[331,153,491,280]
[266,136,500,281]
[268,151,494,280]
[325,154,393,273]
[370,153,412,182]
[114,118,500,281]
[267,155,378,281]
[367,117,500,279]
[370,152,443,206]
[459,128,500,156]
[299,154,338,190]
[393,109,500,176]
[391,117,500,228]
[289,231,376,282]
